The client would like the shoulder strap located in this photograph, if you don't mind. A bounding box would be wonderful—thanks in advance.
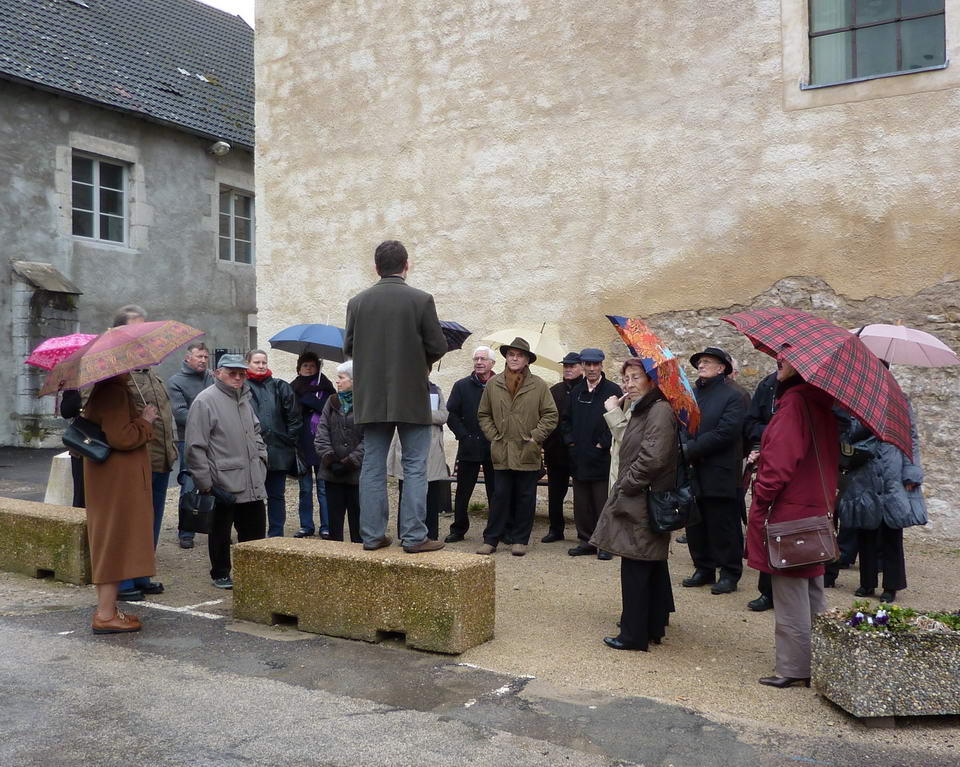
[799,397,833,519]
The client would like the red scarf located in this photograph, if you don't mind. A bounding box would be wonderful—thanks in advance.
[246,368,272,382]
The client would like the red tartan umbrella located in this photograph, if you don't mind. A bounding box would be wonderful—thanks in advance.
[721,307,913,459]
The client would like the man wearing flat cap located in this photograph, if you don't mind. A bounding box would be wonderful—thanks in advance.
[541,351,583,543]
[682,346,746,595]
[561,348,623,559]
[476,338,558,556]
[185,354,268,589]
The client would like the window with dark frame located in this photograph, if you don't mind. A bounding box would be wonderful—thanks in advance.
[808,0,946,86]
[71,153,127,243]
[219,188,254,264]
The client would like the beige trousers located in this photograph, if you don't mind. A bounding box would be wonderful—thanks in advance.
[770,574,826,678]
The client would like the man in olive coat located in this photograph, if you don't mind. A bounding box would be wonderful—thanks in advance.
[476,338,558,556]
[343,240,448,553]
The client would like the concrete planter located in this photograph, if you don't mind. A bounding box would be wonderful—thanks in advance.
[812,613,960,721]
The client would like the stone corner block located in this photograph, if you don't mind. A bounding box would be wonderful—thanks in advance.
[233,538,495,654]
[0,496,91,585]
[812,614,960,718]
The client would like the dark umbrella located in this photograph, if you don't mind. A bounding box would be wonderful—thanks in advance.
[268,324,346,362]
[439,320,472,352]
[721,307,913,458]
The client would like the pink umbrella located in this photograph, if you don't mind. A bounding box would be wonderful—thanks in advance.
[24,333,98,371]
[39,320,203,396]
[856,324,960,367]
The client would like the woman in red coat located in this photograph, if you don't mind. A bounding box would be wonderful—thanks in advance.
[745,356,838,688]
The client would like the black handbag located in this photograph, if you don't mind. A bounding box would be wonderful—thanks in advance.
[647,430,698,533]
[178,488,216,534]
[62,416,111,463]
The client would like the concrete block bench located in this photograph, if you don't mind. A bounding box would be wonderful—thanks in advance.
[0,496,91,584]
[233,538,495,654]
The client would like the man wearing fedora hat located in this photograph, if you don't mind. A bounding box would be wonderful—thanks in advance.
[541,351,583,543]
[561,348,622,559]
[476,337,558,556]
[682,346,746,595]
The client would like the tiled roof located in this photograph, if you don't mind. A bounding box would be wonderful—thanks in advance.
[0,0,254,149]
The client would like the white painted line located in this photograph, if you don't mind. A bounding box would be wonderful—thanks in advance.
[183,599,224,609]
[134,602,224,620]
[57,630,75,635]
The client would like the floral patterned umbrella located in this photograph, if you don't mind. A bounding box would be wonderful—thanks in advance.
[39,320,203,396]
[606,315,700,434]
[25,333,97,371]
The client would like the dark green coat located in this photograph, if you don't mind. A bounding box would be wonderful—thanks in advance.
[343,275,447,425]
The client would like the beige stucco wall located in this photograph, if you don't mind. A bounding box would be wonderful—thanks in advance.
[256,1,960,536]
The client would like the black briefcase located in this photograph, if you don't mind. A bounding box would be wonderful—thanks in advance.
[178,488,215,534]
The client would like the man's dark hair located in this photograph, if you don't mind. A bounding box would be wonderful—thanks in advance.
[112,304,147,327]
[374,240,408,276]
[186,341,208,353]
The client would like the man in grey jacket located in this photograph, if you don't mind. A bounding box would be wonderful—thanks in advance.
[185,354,267,589]
[344,240,448,553]
[166,341,214,548]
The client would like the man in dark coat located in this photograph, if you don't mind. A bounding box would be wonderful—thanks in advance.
[444,346,497,543]
[742,370,778,611]
[166,341,214,548]
[343,240,448,553]
[561,348,622,559]
[541,351,582,543]
[682,347,746,594]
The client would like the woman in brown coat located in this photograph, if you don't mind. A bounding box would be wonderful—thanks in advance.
[82,374,157,634]
[591,358,678,651]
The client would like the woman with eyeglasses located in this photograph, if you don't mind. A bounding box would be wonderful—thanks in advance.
[591,358,678,651]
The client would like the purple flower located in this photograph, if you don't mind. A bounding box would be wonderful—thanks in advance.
[875,609,889,627]
[848,612,864,628]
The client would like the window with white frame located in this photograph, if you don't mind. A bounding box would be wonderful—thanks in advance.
[71,153,127,243]
[809,0,946,86]
[219,188,254,264]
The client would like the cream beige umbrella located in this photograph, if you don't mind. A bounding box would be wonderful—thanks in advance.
[481,323,566,382]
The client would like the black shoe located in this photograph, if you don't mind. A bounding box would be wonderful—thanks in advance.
[854,586,876,597]
[597,550,613,561]
[823,572,837,588]
[117,588,144,602]
[541,531,564,543]
[293,529,315,538]
[139,582,164,595]
[759,676,810,688]
[178,537,194,549]
[747,594,773,612]
[568,543,597,556]
[682,570,716,587]
[879,590,897,603]
[444,533,464,543]
[711,578,738,595]
[603,636,647,652]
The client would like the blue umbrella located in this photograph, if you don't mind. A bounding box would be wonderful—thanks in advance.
[268,323,346,362]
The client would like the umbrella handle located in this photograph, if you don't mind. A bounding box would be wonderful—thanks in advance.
[130,373,148,406]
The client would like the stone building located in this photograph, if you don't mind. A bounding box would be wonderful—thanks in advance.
[0,0,256,446]
[255,1,959,537]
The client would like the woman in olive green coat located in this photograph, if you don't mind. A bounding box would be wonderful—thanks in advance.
[591,358,678,651]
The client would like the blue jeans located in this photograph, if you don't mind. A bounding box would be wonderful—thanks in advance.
[297,465,329,534]
[265,469,289,537]
[359,422,431,547]
[122,470,170,590]
[175,440,194,541]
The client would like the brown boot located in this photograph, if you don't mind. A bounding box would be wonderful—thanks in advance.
[92,608,142,635]
[403,539,445,553]
[362,536,393,551]
[476,543,497,555]
[511,544,528,557]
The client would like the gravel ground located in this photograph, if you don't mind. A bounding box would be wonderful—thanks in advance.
[52,479,960,758]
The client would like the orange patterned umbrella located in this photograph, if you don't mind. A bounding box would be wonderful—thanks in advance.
[606,315,701,434]
[39,320,203,396]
